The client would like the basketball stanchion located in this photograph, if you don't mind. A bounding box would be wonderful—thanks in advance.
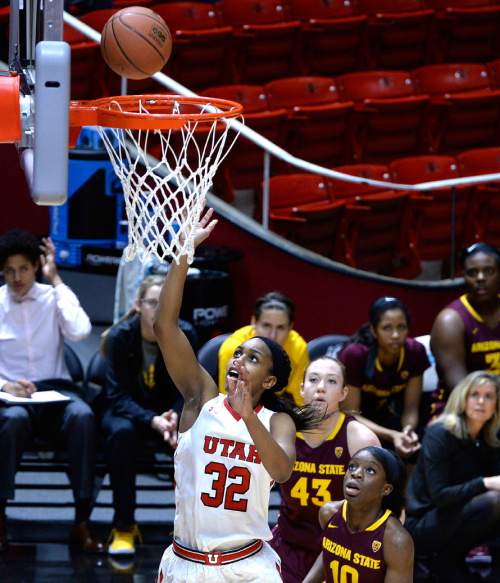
[69,94,244,265]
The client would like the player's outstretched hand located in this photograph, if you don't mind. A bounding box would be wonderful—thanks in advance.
[192,206,218,250]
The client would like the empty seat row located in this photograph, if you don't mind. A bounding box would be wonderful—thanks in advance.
[57,0,500,99]
[200,66,500,200]
[264,149,500,278]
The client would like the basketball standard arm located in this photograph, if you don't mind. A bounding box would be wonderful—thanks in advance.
[8,0,70,204]
[153,210,219,422]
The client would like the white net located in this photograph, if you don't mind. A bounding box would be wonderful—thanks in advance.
[96,97,242,264]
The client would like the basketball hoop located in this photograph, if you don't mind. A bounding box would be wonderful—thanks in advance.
[70,94,243,264]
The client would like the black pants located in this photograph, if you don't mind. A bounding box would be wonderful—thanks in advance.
[0,383,97,502]
[406,490,500,558]
[101,410,171,530]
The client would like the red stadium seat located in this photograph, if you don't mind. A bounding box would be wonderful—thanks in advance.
[427,0,500,62]
[389,155,471,267]
[0,5,9,60]
[487,58,500,89]
[63,24,102,99]
[358,0,434,69]
[264,77,354,166]
[412,63,500,152]
[456,147,500,247]
[267,173,345,257]
[112,0,154,7]
[334,190,421,278]
[200,85,287,201]
[336,71,429,162]
[219,0,301,83]
[327,161,420,277]
[328,164,391,199]
[288,0,367,75]
[153,2,234,89]
[80,9,129,95]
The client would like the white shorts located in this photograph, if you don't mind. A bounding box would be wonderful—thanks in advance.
[157,541,282,583]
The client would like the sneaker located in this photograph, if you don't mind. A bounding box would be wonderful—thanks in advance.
[107,524,142,556]
[108,556,135,573]
[466,546,492,565]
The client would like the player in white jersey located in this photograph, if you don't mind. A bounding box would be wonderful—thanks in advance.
[153,207,323,583]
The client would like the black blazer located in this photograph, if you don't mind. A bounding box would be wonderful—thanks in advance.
[104,315,197,426]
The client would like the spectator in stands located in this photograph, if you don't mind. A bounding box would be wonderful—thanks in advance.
[430,243,500,416]
[113,251,164,323]
[218,291,308,406]
[101,275,197,556]
[406,371,500,583]
[0,230,102,553]
[338,297,429,458]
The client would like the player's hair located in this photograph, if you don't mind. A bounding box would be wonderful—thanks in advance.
[253,336,324,431]
[358,446,406,516]
[253,291,295,324]
[302,356,346,387]
[437,371,500,448]
[0,229,41,269]
[460,242,500,268]
[343,296,410,380]
[100,274,165,355]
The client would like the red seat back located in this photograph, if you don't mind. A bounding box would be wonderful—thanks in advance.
[289,0,361,19]
[220,0,293,26]
[201,85,269,113]
[269,174,332,211]
[329,164,391,199]
[389,155,471,262]
[412,63,491,96]
[154,2,225,30]
[359,0,428,13]
[264,77,340,110]
[337,71,417,101]
[456,147,500,246]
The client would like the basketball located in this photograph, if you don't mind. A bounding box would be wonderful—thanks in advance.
[100,6,172,80]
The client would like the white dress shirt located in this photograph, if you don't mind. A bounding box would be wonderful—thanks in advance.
[0,281,91,389]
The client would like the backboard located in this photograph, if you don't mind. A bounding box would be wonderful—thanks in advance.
[5,0,70,204]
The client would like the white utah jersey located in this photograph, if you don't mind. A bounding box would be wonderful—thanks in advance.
[173,394,276,552]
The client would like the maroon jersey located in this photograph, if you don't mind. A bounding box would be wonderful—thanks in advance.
[438,295,500,383]
[339,338,429,429]
[322,501,390,583]
[276,413,354,552]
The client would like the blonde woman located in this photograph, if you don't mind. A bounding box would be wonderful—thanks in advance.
[101,275,197,556]
[406,371,500,583]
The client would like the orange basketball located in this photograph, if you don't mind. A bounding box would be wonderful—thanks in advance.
[100,6,172,80]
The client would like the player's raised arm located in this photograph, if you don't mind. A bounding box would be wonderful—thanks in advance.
[153,208,218,408]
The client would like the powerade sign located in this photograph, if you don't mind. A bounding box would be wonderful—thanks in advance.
[181,269,231,344]
[193,305,229,328]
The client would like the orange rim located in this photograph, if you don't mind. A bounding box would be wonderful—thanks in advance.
[0,71,21,143]
[69,94,243,131]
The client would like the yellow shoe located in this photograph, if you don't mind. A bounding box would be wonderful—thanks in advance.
[107,524,142,556]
